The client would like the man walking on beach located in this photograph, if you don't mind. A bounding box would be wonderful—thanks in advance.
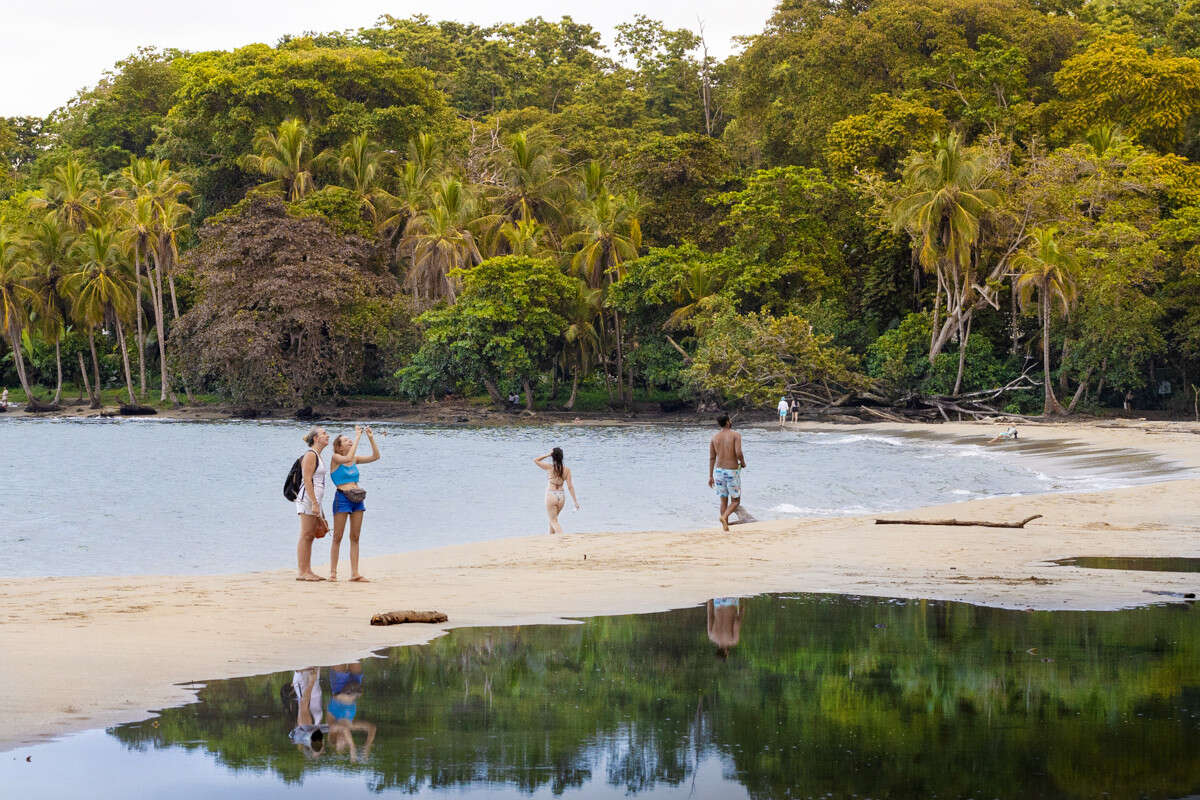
[708,414,747,531]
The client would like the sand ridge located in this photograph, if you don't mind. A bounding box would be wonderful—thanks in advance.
[1,419,1198,752]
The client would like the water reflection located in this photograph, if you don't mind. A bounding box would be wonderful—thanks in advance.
[1051,556,1200,573]
[42,595,1199,798]
[284,662,376,762]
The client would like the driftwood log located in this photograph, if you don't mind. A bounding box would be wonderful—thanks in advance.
[875,514,1042,529]
[370,610,448,626]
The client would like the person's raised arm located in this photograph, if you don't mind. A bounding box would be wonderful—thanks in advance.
[357,427,381,464]
[566,468,581,510]
[533,453,551,471]
[332,426,364,467]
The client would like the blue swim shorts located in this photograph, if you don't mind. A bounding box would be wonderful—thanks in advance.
[713,467,741,499]
[333,490,366,514]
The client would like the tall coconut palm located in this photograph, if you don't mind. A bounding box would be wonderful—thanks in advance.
[559,280,603,410]
[36,160,101,232]
[66,226,138,405]
[489,131,568,234]
[25,214,75,405]
[325,132,390,222]
[1012,226,1077,416]
[240,118,319,201]
[399,178,484,302]
[117,192,157,396]
[0,223,38,403]
[889,131,998,370]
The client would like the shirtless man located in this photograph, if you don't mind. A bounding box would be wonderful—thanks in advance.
[708,414,746,531]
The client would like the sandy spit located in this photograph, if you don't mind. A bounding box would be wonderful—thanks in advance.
[1,419,1199,752]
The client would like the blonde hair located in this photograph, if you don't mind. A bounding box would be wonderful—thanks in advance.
[303,426,323,446]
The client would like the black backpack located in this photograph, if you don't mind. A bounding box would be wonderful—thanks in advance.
[283,451,310,501]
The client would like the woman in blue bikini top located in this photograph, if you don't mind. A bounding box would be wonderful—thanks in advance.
[328,426,380,582]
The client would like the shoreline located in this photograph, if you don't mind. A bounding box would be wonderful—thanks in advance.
[2,419,1199,752]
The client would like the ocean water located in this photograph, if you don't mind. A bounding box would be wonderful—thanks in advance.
[4,593,1199,798]
[0,418,1188,578]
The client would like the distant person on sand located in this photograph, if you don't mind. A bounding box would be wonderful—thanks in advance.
[707,597,746,659]
[709,414,747,531]
[296,427,330,581]
[329,426,380,582]
[777,396,789,427]
[986,426,1018,445]
[534,447,580,535]
[790,397,800,423]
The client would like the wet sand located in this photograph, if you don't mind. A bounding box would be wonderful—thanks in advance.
[1,419,1198,752]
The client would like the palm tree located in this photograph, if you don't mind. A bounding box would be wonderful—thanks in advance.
[563,167,645,404]
[25,213,75,405]
[560,280,603,410]
[117,192,157,396]
[489,131,569,234]
[1083,123,1124,158]
[240,118,319,201]
[399,178,485,302]
[889,132,999,374]
[66,226,138,405]
[497,217,549,257]
[1012,226,1077,416]
[36,160,101,232]
[325,132,390,223]
[665,261,724,331]
[0,223,38,403]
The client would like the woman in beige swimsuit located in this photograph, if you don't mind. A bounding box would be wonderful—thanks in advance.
[534,447,580,535]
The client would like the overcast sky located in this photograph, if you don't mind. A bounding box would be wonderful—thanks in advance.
[5,0,778,118]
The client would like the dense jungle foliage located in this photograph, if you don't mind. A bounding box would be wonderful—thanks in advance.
[5,0,1200,414]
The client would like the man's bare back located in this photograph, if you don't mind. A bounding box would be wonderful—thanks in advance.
[710,428,744,470]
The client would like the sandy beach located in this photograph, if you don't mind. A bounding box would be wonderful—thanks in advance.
[2,419,1198,753]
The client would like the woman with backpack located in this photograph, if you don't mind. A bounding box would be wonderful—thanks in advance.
[295,426,330,581]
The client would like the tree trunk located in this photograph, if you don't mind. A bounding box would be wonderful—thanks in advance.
[52,335,63,405]
[134,250,147,398]
[564,369,579,411]
[114,316,136,405]
[480,376,504,404]
[1066,367,1092,414]
[952,311,972,396]
[6,322,35,403]
[522,378,534,411]
[614,311,625,407]
[1041,291,1064,415]
[88,329,102,407]
[150,260,177,403]
[77,350,92,404]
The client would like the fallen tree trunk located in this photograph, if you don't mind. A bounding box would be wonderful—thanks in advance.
[874,514,1042,529]
[370,610,448,625]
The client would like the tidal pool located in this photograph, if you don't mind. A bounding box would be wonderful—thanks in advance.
[3,593,1199,798]
[1052,556,1200,573]
[0,418,1187,578]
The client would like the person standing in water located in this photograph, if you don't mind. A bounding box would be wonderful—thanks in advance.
[708,414,746,531]
[534,447,580,535]
[296,427,329,581]
[329,426,380,582]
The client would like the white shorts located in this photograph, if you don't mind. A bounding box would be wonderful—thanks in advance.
[295,490,324,516]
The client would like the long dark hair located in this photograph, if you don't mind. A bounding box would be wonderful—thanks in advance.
[551,447,564,479]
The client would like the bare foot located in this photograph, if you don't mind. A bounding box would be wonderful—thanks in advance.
[720,515,730,532]
[350,575,370,582]
[329,574,338,581]
[296,573,326,582]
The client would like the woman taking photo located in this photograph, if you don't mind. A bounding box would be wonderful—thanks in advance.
[296,427,330,582]
[534,447,580,535]
[329,426,380,582]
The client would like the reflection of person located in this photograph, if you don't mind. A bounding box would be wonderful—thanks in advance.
[534,448,580,535]
[329,426,381,582]
[708,415,746,532]
[296,427,329,581]
[707,597,746,659]
[777,396,789,428]
[986,426,1018,445]
[326,662,376,762]
[289,668,326,757]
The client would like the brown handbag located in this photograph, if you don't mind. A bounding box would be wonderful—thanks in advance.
[341,487,367,503]
[311,514,329,539]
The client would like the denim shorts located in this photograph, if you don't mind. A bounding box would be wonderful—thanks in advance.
[333,490,366,514]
